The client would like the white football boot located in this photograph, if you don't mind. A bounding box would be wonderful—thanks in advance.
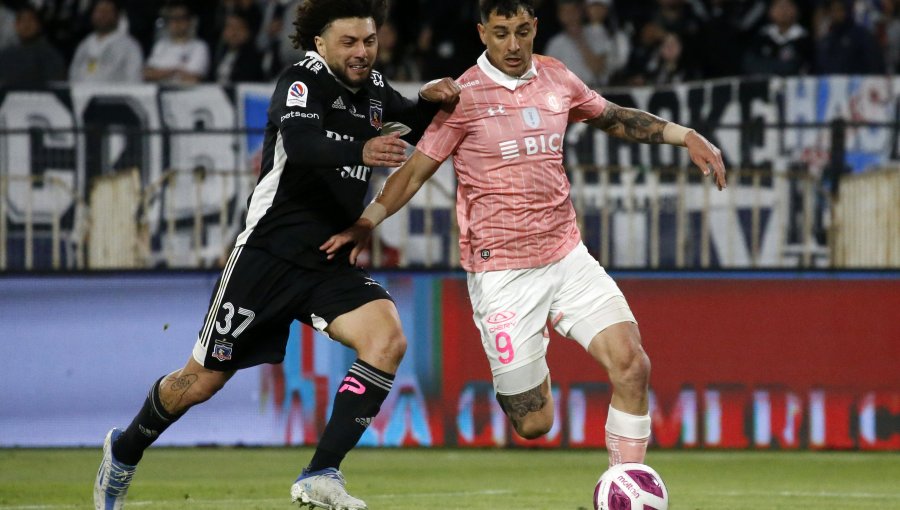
[291,467,367,510]
[93,428,137,510]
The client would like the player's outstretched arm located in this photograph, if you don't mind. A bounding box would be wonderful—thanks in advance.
[320,150,444,263]
[586,101,727,190]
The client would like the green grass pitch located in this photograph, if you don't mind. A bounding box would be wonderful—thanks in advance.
[1,448,898,509]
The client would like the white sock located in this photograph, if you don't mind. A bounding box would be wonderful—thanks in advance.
[605,405,651,467]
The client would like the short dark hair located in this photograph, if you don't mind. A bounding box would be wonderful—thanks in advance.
[291,0,388,51]
[479,0,535,22]
[16,4,41,20]
[95,0,122,13]
[165,1,193,17]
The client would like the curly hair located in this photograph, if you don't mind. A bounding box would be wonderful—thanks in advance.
[291,0,388,51]
[479,0,535,22]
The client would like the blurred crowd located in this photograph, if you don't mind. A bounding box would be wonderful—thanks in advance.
[0,0,898,89]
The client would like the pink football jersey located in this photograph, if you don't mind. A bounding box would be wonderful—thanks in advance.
[417,53,607,272]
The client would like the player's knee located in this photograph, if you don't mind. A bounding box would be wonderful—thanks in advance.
[613,342,651,390]
[369,328,407,364]
[386,333,407,363]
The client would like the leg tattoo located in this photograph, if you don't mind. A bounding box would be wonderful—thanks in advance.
[496,385,547,430]
[160,373,198,413]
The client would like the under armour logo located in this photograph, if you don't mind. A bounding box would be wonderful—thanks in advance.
[487,105,506,116]
[339,376,366,394]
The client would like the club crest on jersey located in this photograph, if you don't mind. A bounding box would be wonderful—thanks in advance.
[370,99,383,130]
[522,107,542,128]
[480,249,491,260]
[286,81,308,108]
[212,340,233,362]
[546,92,561,112]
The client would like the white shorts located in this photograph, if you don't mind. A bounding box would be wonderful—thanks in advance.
[467,242,636,395]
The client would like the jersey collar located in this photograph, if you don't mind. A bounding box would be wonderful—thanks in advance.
[304,50,363,94]
[477,51,538,91]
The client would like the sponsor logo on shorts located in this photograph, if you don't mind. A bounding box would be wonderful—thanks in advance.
[487,310,518,333]
[212,340,233,362]
[487,311,516,324]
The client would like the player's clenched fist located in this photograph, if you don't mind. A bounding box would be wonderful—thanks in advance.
[362,132,407,167]
[419,77,462,105]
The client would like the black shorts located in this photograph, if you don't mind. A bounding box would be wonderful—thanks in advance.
[192,245,393,370]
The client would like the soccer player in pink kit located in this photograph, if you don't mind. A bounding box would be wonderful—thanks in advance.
[322,0,726,469]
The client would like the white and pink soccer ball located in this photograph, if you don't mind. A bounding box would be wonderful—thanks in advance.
[594,462,669,510]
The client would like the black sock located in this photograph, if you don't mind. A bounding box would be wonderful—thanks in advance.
[112,377,182,465]
[307,360,394,472]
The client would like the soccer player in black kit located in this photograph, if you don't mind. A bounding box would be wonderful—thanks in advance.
[93,1,460,509]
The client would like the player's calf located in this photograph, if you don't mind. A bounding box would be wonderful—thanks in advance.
[589,322,650,411]
[588,323,653,466]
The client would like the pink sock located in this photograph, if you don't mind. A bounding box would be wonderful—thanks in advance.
[605,405,651,467]
[605,430,649,466]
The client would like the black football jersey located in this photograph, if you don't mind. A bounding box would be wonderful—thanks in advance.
[236,51,439,270]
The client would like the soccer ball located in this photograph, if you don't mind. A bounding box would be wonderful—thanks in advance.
[593,462,669,510]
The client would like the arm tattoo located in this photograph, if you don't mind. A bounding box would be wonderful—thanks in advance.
[496,385,548,428]
[587,101,667,144]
